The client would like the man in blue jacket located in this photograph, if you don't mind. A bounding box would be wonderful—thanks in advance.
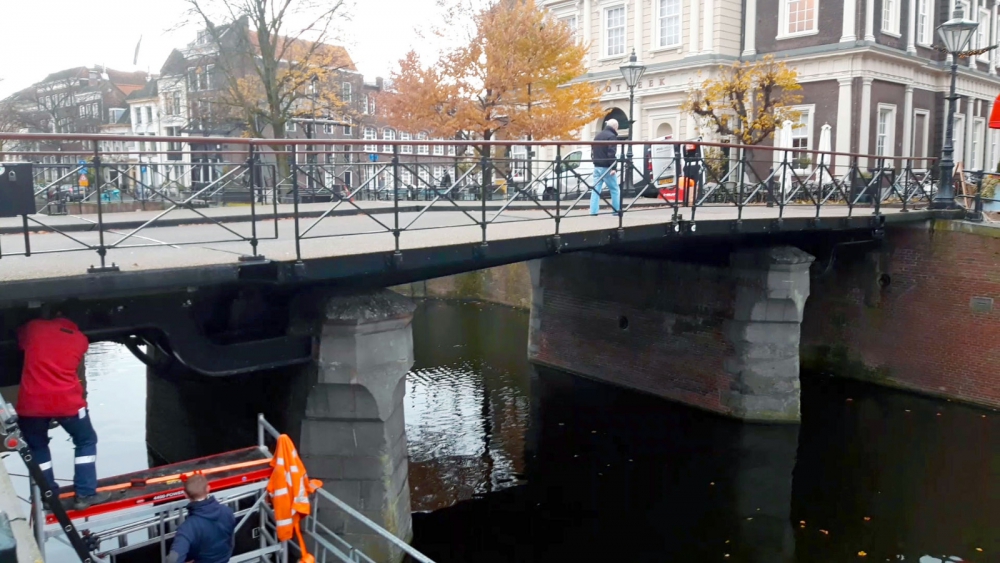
[590,119,621,216]
[167,474,236,563]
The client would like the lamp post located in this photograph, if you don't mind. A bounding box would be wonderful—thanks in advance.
[619,48,646,201]
[934,7,979,209]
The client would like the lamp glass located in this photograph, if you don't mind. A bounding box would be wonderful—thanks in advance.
[937,9,979,53]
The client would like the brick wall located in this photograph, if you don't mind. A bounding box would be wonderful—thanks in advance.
[802,220,1000,409]
[529,252,737,414]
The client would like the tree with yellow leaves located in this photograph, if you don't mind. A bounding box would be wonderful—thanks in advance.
[381,0,604,162]
[683,56,802,146]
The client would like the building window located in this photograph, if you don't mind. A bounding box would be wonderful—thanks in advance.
[134,108,142,125]
[978,8,990,60]
[657,0,681,48]
[287,121,297,132]
[344,170,353,187]
[882,0,899,34]
[789,106,813,166]
[324,123,334,134]
[173,92,182,115]
[560,16,577,40]
[911,110,930,167]
[875,104,896,158]
[364,127,377,153]
[433,140,444,156]
[955,115,966,165]
[400,132,413,154]
[972,118,985,170]
[448,145,456,156]
[145,107,153,123]
[342,82,352,103]
[916,0,933,45]
[604,5,626,58]
[990,130,1000,172]
[779,0,818,38]
[367,95,376,115]
[383,128,396,152]
[417,132,429,155]
[344,123,352,135]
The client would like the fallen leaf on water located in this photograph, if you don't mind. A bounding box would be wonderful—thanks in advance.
[724,555,730,559]
[936,413,942,416]
[858,551,867,557]
[819,530,829,535]
[710,482,715,486]
[847,398,853,402]
[725,540,730,544]
[746,517,753,521]
[863,517,871,521]
[976,548,984,552]
[905,409,911,413]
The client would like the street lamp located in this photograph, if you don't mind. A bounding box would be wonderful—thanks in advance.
[934,7,979,209]
[619,48,646,200]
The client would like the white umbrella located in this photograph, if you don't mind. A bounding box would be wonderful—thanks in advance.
[817,123,833,186]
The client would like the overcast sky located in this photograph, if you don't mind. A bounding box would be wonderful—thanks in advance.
[0,0,448,98]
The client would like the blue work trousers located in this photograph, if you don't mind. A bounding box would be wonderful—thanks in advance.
[20,409,98,497]
[590,167,621,215]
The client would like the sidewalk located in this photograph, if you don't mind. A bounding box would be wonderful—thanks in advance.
[0,198,663,235]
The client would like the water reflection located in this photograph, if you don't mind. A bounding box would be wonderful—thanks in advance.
[408,300,998,563]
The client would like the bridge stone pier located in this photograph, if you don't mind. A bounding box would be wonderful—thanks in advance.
[528,247,815,422]
[296,289,414,561]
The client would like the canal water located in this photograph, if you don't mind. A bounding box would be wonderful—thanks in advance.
[5,300,996,562]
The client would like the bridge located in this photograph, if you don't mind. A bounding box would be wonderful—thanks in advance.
[2,132,994,562]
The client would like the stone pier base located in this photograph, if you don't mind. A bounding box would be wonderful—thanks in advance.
[528,247,814,422]
[298,289,415,562]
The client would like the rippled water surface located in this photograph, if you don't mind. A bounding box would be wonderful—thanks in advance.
[5,300,997,563]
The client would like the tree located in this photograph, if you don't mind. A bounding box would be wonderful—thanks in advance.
[183,0,351,140]
[381,0,604,184]
[683,55,802,146]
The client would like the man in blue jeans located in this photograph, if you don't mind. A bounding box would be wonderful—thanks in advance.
[590,119,621,215]
[17,310,110,510]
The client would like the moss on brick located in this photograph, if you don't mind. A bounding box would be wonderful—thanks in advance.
[800,344,891,382]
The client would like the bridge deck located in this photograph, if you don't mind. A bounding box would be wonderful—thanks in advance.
[0,201,941,302]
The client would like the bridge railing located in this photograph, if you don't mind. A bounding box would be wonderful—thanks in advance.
[0,132,949,273]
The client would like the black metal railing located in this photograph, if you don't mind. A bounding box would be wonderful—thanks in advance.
[0,132,949,274]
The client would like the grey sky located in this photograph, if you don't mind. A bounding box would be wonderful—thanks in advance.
[0,0,446,98]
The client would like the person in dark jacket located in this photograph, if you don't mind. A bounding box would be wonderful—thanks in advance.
[590,120,621,215]
[167,474,236,563]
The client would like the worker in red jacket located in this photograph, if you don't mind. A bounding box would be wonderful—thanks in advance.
[17,310,110,510]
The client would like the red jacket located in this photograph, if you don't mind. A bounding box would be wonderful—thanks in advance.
[17,318,89,418]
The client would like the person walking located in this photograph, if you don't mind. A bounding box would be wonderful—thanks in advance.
[166,474,236,563]
[17,309,110,510]
[590,119,621,216]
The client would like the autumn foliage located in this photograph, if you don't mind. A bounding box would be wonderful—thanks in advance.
[380,0,604,145]
[684,56,803,145]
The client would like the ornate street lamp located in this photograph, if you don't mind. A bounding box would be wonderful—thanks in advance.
[933,7,979,209]
[619,48,646,201]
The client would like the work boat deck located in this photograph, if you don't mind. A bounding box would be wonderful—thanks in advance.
[31,415,435,563]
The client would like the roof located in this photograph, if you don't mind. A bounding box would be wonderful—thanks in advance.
[126,80,158,101]
[247,32,357,72]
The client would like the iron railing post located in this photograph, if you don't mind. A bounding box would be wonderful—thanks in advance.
[480,153,489,247]
[901,158,910,212]
[245,144,261,259]
[291,144,302,262]
[972,169,985,222]
[392,144,401,257]
[88,141,118,273]
[873,158,883,217]
[554,145,562,238]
